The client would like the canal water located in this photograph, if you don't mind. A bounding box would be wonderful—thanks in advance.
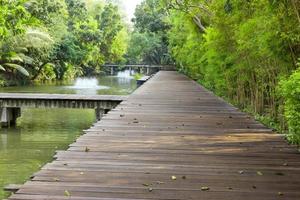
[0,70,137,199]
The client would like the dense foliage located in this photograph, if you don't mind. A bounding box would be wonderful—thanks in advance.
[0,0,128,85]
[130,0,300,143]
[279,65,300,143]
[1,0,299,143]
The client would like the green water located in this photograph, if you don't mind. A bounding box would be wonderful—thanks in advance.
[0,71,137,199]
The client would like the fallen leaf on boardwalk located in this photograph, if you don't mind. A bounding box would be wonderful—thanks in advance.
[257,171,263,176]
[142,183,150,187]
[63,163,68,166]
[275,172,284,176]
[120,114,125,117]
[239,170,244,174]
[252,185,257,189]
[283,163,288,166]
[201,186,210,191]
[80,172,84,175]
[85,147,90,152]
[278,192,283,196]
[171,176,177,180]
[64,190,71,197]
[228,187,233,190]
[53,177,60,182]
[148,188,153,192]
[182,175,186,179]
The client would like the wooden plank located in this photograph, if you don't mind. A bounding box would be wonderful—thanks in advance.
[0,93,126,101]
[8,71,300,200]
[4,184,22,193]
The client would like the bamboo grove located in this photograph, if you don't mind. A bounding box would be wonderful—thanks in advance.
[129,0,300,144]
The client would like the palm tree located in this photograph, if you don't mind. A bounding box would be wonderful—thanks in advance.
[0,28,53,77]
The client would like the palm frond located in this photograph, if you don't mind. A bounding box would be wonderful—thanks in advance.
[18,53,34,64]
[0,65,6,71]
[26,29,54,44]
[9,55,24,63]
[3,63,29,76]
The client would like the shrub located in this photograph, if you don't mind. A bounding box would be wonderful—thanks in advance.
[278,66,300,144]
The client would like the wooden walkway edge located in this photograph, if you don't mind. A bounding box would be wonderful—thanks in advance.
[8,71,300,200]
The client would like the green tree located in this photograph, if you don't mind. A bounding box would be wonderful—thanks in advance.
[127,0,172,65]
[0,0,36,78]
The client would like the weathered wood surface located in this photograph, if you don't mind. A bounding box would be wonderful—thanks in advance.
[0,93,126,101]
[137,76,151,87]
[0,93,126,109]
[4,185,22,193]
[9,71,300,200]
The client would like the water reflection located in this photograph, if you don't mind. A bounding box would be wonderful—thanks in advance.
[0,70,138,95]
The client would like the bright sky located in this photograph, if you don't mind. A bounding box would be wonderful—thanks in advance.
[122,0,143,21]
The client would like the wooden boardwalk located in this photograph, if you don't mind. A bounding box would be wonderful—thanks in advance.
[9,71,300,200]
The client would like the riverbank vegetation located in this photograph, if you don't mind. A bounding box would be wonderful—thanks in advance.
[0,0,128,85]
[129,0,300,144]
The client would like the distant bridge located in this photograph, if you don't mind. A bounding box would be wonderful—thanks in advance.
[101,64,174,75]
[0,93,126,127]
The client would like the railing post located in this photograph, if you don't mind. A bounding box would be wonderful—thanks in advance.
[1,107,21,127]
[95,108,105,121]
[111,67,114,75]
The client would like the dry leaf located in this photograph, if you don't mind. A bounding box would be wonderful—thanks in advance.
[64,190,71,197]
[201,186,210,191]
[275,172,284,176]
[257,171,263,176]
[53,177,60,182]
[278,192,283,196]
